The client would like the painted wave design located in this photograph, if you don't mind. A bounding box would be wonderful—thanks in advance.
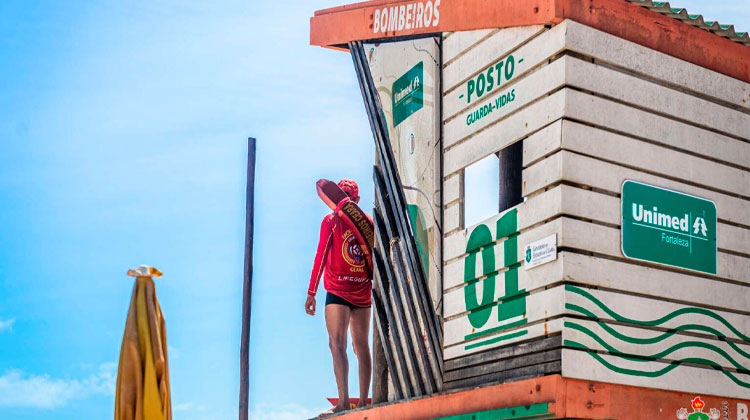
[565,285,750,342]
[564,284,750,389]
[566,303,750,361]
[566,340,750,388]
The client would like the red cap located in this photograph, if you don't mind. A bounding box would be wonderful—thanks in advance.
[337,179,359,202]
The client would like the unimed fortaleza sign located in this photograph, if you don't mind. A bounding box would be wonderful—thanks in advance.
[392,61,423,126]
[621,180,717,274]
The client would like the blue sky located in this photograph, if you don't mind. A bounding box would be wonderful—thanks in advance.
[0,1,747,419]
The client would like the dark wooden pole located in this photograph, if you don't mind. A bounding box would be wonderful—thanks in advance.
[372,290,390,403]
[498,140,523,212]
[239,137,256,420]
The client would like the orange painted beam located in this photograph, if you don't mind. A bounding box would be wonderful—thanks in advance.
[329,375,562,420]
[310,0,556,47]
[559,0,750,84]
[309,0,750,82]
[560,378,750,419]
[327,375,750,419]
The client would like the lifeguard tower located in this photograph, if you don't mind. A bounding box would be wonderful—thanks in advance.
[310,0,750,418]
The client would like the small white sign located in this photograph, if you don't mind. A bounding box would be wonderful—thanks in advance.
[523,234,557,270]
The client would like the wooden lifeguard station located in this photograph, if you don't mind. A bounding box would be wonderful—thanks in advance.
[310,1,750,418]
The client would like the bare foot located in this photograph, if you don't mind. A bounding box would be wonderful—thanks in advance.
[356,401,368,409]
[318,403,349,418]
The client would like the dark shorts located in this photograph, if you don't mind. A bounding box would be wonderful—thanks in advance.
[325,292,370,309]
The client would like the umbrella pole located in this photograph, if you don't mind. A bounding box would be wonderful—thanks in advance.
[239,137,256,420]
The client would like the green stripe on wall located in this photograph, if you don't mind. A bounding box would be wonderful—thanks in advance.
[565,303,750,360]
[564,284,750,342]
[565,340,750,389]
[428,403,551,420]
[465,328,528,350]
[564,321,750,371]
[465,317,527,340]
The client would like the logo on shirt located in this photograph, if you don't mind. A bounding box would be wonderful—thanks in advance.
[342,229,366,270]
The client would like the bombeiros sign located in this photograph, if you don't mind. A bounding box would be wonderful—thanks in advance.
[373,1,441,34]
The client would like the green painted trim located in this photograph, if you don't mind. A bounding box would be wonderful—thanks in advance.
[503,233,518,268]
[465,328,528,350]
[565,284,750,342]
[565,303,750,359]
[499,289,529,303]
[461,287,529,316]
[428,402,550,420]
[465,224,496,329]
[464,288,530,315]
[565,321,750,372]
[465,318,527,340]
[462,264,520,285]
[566,340,750,389]
[496,209,518,239]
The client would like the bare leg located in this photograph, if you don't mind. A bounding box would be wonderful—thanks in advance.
[325,303,351,414]
[349,306,371,408]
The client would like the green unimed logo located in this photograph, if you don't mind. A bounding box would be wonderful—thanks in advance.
[621,180,717,275]
[392,61,423,126]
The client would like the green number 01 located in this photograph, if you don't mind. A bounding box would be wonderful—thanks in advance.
[463,210,520,330]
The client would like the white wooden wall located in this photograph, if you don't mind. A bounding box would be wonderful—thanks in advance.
[441,20,750,398]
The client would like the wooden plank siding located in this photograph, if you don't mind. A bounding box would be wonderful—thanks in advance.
[440,20,750,395]
[562,346,750,400]
[561,20,750,111]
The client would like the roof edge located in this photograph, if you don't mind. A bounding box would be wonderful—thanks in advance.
[310,0,750,83]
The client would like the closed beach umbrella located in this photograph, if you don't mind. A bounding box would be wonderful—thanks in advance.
[115,266,172,420]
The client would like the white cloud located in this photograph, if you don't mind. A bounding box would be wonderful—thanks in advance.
[250,403,328,420]
[0,363,116,409]
[0,318,15,333]
[174,401,206,412]
[167,345,180,360]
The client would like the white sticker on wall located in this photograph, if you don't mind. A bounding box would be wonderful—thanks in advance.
[523,234,557,270]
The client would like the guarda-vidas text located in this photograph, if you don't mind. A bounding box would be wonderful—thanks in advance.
[466,89,515,126]
[373,0,440,34]
[464,54,520,126]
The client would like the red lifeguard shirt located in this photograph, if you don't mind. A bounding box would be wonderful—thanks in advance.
[308,212,372,307]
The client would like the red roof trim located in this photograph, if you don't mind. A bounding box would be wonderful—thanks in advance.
[310,0,750,82]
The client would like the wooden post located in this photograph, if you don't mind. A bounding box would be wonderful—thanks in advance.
[239,137,256,420]
[497,140,523,212]
[372,290,390,403]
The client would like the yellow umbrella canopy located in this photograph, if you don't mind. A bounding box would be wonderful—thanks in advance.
[115,266,172,420]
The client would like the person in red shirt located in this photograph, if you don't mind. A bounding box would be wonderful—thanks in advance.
[305,179,372,416]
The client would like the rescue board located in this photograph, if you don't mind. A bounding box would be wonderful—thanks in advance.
[317,179,374,277]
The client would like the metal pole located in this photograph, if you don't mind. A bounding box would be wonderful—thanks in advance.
[239,137,256,420]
